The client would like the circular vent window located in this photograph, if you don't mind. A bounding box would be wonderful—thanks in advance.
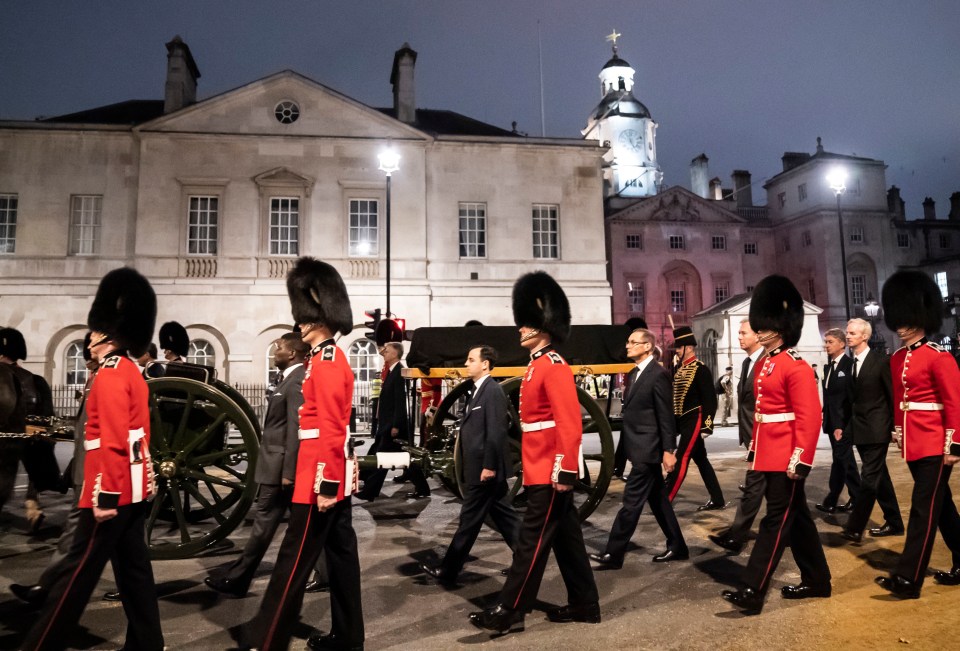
[274,101,300,124]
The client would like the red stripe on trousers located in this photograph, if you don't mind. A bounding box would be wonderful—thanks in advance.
[914,462,946,582]
[512,489,556,611]
[668,410,702,502]
[263,507,313,651]
[759,480,797,592]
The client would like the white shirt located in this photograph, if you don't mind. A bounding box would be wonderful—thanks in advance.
[745,347,764,380]
[472,373,490,392]
[853,347,870,375]
[824,352,846,388]
[634,355,655,376]
[281,362,303,380]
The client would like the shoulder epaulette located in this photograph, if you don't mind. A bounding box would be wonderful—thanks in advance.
[787,349,802,361]
[320,345,337,362]
[101,356,121,369]
[926,341,944,353]
[546,351,565,365]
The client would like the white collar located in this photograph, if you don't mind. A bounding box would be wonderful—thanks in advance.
[282,362,303,380]
[634,355,655,375]
[473,373,490,391]
[854,347,870,363]
[748,347,764,363]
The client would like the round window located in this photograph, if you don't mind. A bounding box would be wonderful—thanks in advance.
[274,101,300,124]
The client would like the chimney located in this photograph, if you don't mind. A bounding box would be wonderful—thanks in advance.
[390,43,418,124]
[923,197,936,220]
[887,186,905,218]
[689,153,710,198]
[949,192,960,221]
[731,170,753,208]
[709,177,723,200]
[781,152,812,172]
[164,36,200,114]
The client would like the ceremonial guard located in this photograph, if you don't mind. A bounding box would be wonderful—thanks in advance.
[875,270,960,598]
[242,257,363,651]
[158,321,189,363]
[664,326,725,510]
[21,267,164,651]
[722,275,831,614]
[469,271,599,635]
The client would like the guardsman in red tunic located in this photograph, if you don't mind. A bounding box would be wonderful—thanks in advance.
[875,270,960,598]
[22,268,164,651]
[469,271,599,635]
[242,257,363,651]
[722,275,831,614]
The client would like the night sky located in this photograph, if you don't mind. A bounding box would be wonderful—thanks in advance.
[3,1,958,214]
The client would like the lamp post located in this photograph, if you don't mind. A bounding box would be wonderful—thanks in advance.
[863,293,885,351]
[378,148,400,316]
[827,168,850,320]
[948,293,960,358]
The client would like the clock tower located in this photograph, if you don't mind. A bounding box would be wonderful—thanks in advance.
[583,32,661,199]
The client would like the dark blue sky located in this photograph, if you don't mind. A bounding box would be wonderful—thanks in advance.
[3,1,958,214]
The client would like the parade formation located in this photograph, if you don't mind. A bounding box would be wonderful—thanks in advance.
[2,260,960,651]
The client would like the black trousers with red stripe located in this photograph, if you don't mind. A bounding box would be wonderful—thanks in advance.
[664,411,724,504]
[20,502,163,651]
[499,484,598,612]
[895,456,960,584]
[741,472,831,595]
[242,498,363,651]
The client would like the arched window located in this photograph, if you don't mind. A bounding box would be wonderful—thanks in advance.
[187,339,215,367]
[265,341,279,387]
[348,340,380,383]
[64,340,88,387]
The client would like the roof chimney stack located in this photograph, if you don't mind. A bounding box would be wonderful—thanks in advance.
[709,177,723,200]
[923,197,936,220]
[887,186,905,218]
[391,43,417,124]
[949,192,960,221]
[731,170,753,208]
[164,36,200,114]
[689,153,710,198]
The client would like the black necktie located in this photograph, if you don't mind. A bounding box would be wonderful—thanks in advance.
[825,360,835,387]
[739,356,751,394]
[852,357,859,380]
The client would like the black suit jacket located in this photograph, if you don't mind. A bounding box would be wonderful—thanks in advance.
[822,354,853,434]
[845,349,894,445]
[459,376,513,485]
[377,362,408,443]
[736,352,765,447]
[255,364,305,485]
[621,361,677,465]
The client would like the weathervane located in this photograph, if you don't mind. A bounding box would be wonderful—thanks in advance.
[605,29,622,55]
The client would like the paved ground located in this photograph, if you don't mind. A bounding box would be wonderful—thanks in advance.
[0,427,956,650]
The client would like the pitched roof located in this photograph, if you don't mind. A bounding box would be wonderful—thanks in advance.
[376,107,520,137]
[41,100,165,125]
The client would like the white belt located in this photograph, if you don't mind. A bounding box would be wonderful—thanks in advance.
[299,428,319,440]
[83,439,101,451]
[901,402,943,411]
[755,412,795,424]
[521,420,556,433]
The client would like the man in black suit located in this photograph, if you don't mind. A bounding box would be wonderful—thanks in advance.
[841,318,904,542]
[590,328,687,568]
[420,345,520,584]
[816,328,860,514]
[205,332,308,597]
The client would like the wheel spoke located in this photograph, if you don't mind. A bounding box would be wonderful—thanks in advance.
[203,480,224,504]
[183,481,227,524]
[178,413,227,460]
[145,483,168,538]
[174,392,197,443]
[214,463,245,480]
[191,445,246,466]
[166,481,192,544]
[184,469,243,490]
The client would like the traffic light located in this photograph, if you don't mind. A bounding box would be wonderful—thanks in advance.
[364,308,382,343]
[374,318,404,346]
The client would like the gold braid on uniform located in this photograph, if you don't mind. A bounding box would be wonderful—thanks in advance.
[673,363,697,416]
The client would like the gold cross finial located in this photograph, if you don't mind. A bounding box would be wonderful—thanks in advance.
[605,29,621,45]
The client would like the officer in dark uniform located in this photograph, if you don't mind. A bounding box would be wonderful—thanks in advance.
[159,321,189,363]
[722,275,831,614]
[664,326,725,510]
[875,270,960,598]
[21,267,164,651]
[469,271,599,635]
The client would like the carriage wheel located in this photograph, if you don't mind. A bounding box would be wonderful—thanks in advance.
[147,378,260,559]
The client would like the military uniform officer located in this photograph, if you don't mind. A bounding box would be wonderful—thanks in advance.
[664,326,725,510]
[875,270,960,598]
[469,271,599,635]
[158,321,189,363]
[722,275,831,614]
[242,257,363,651]
[21,268,164,651]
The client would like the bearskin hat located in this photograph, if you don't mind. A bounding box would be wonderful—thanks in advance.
[512,271,571,344]
[159,321,190,358]
[0,328,27,361]
[672,325,697,347]
[87,268,157,357]
[882,270,943,334]
[287,257,353,337]
[749,274,804,348]
[82,331,93,362]
[624,316,648,331]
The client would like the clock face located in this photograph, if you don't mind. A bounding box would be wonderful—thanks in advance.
[618,129,643,153]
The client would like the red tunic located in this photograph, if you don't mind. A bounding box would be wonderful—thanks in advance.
[891,339,960,461]
[80,353,154,509]
[295,341,354,503]
[518,346,582,486]
[750,347,821,475]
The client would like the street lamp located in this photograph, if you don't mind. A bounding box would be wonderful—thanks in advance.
[863,293,885,351]
[378,147,400,316]
[947,293,960,357]
[827,167,850,320]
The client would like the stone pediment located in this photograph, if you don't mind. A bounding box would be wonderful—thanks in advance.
[609,186,746,224]
[136,70,429,141]
[253,167,315,196]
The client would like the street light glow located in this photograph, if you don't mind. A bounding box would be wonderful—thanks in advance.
[378,148,401,176]
[826,167,847,195]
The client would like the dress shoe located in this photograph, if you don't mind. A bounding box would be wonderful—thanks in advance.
[839,530,862,543]
[204,576,247,598]
[419,562,457,585]
[392,473,409,484]
[708,534,744,554]
[815,503,837,515]
[738,484,747,493]
[837,501,854,512]
[405,490,430,499]
[875,574,920,599]
[588,552,623,569]
[545,601,601,624]
[652,549,689,563]
[469,604,525,635]
[721,587,763,614]
[781,583,831,599]
[306,630,364,650]
[869,523,905,537]
[10,583,47,607]
[352,490,375,503]
[934,566,960,586]
[305,579,330,593]
[103,591,121,601]
[696,500,726,512]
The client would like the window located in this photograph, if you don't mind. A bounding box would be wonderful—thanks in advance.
[64,341,88,387]
[265,341,280,387]
[940,233,952,249]
[711,235,726,251]
[627,283,644,314]
[187,196,218,255]
[669,235,684,250]
[936,271,948,298]
[625,234,642,250]
[798,184,807,201]
[274,101,300,124]
[714,281,730,304]
[851,275,866,306]
[458,202,487,258]
[69,195,101,255]
[532,204,559,259]
[0,194,17,254]
[349,339,381,383]
[349,199,379,257]
[187,339,215,367]
[807,278,817,304]
[746,285,755,293]
[849,226,864,244]
[777,192,786,208]
[802,231,812,247]
[269,197,299,255]
[670,288,686,313]
[897,232,910,248]
[744,242,758,255]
